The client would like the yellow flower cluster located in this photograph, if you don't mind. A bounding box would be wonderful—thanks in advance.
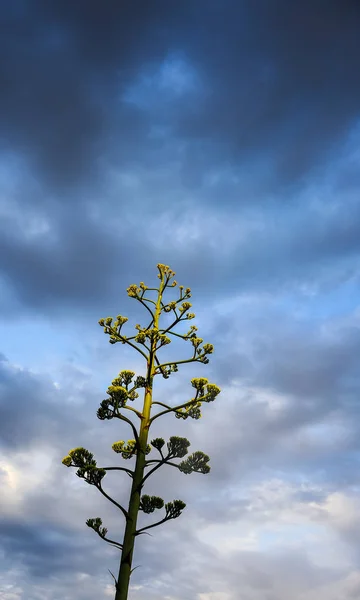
[111,440,152,459]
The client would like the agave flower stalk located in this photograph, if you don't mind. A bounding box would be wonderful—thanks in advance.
[62,264,221,599]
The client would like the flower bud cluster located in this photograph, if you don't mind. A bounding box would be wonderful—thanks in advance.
[98,315,129,344]
[190,336,203,348]
[99,315,128,330]
[163,298,195,318]
[157,264,176,280]
[156,266,192,303]
[175,401,202,420]
[191,378,221,402]
[61,447,106,485]
[179,451,210,474]
[178,286,192,299]
[134,324,171,347]
[203,343,214,354]
[112,370,135,387]
[165,500,186,519]
[139,495,164,513]
[150,437,165,452]
[126,284,141,298]
[167,436,190,458]
[204,383,221,400]
[97,398,117,420]
[156,363,178,379]
[178,300,195,319]
[110,370,145,397]
[181,334,214,362]
[107,384,131,404]
[86,517,108,538]
[184,325,198,338]
[179,301,192,313]
[174,379,221,420]
[191,377,208,391]
[191,338,214,364]
[97,371,146,420]
[134,375,147,388]
[163,300,177,312]
[112,439,151,459]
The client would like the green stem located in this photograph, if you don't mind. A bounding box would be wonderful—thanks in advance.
[154,353,198,373]
[114,274,165,600]
[137,296,155,321]
[101,466,134,478]
[118,337,149,361]
[166,330,191,339]
[135,513,174,536]
[141,458,179,486]
[123,405,143,419]
[149,396,200,425]
[96,532,123,551]
[97,483,129,519]
[116,412,140,442]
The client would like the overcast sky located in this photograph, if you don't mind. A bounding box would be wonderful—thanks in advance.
[1,1,360,599]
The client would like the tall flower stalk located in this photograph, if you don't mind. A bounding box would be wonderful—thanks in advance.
[62,264,221,599]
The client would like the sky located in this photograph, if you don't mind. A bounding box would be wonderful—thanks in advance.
[1,1,360,599]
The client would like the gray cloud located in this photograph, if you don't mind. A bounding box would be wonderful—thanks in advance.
[176,0,360,185]
[2,0,360,191]
[0,0,359,316]
[2,2,360,599]
[0,0,179,189]
[0,354,88,450]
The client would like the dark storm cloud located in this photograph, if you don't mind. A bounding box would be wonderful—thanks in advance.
[0,353,94,449]
[0,199,158,313]
[3,178,358,316]
[2,1,360,188]
[0,0,186,188]
[0,518,91,578]
[0,0,359,316]
[177,0,360,186]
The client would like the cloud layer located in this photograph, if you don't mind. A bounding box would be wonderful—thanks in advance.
[1,2,360,599]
